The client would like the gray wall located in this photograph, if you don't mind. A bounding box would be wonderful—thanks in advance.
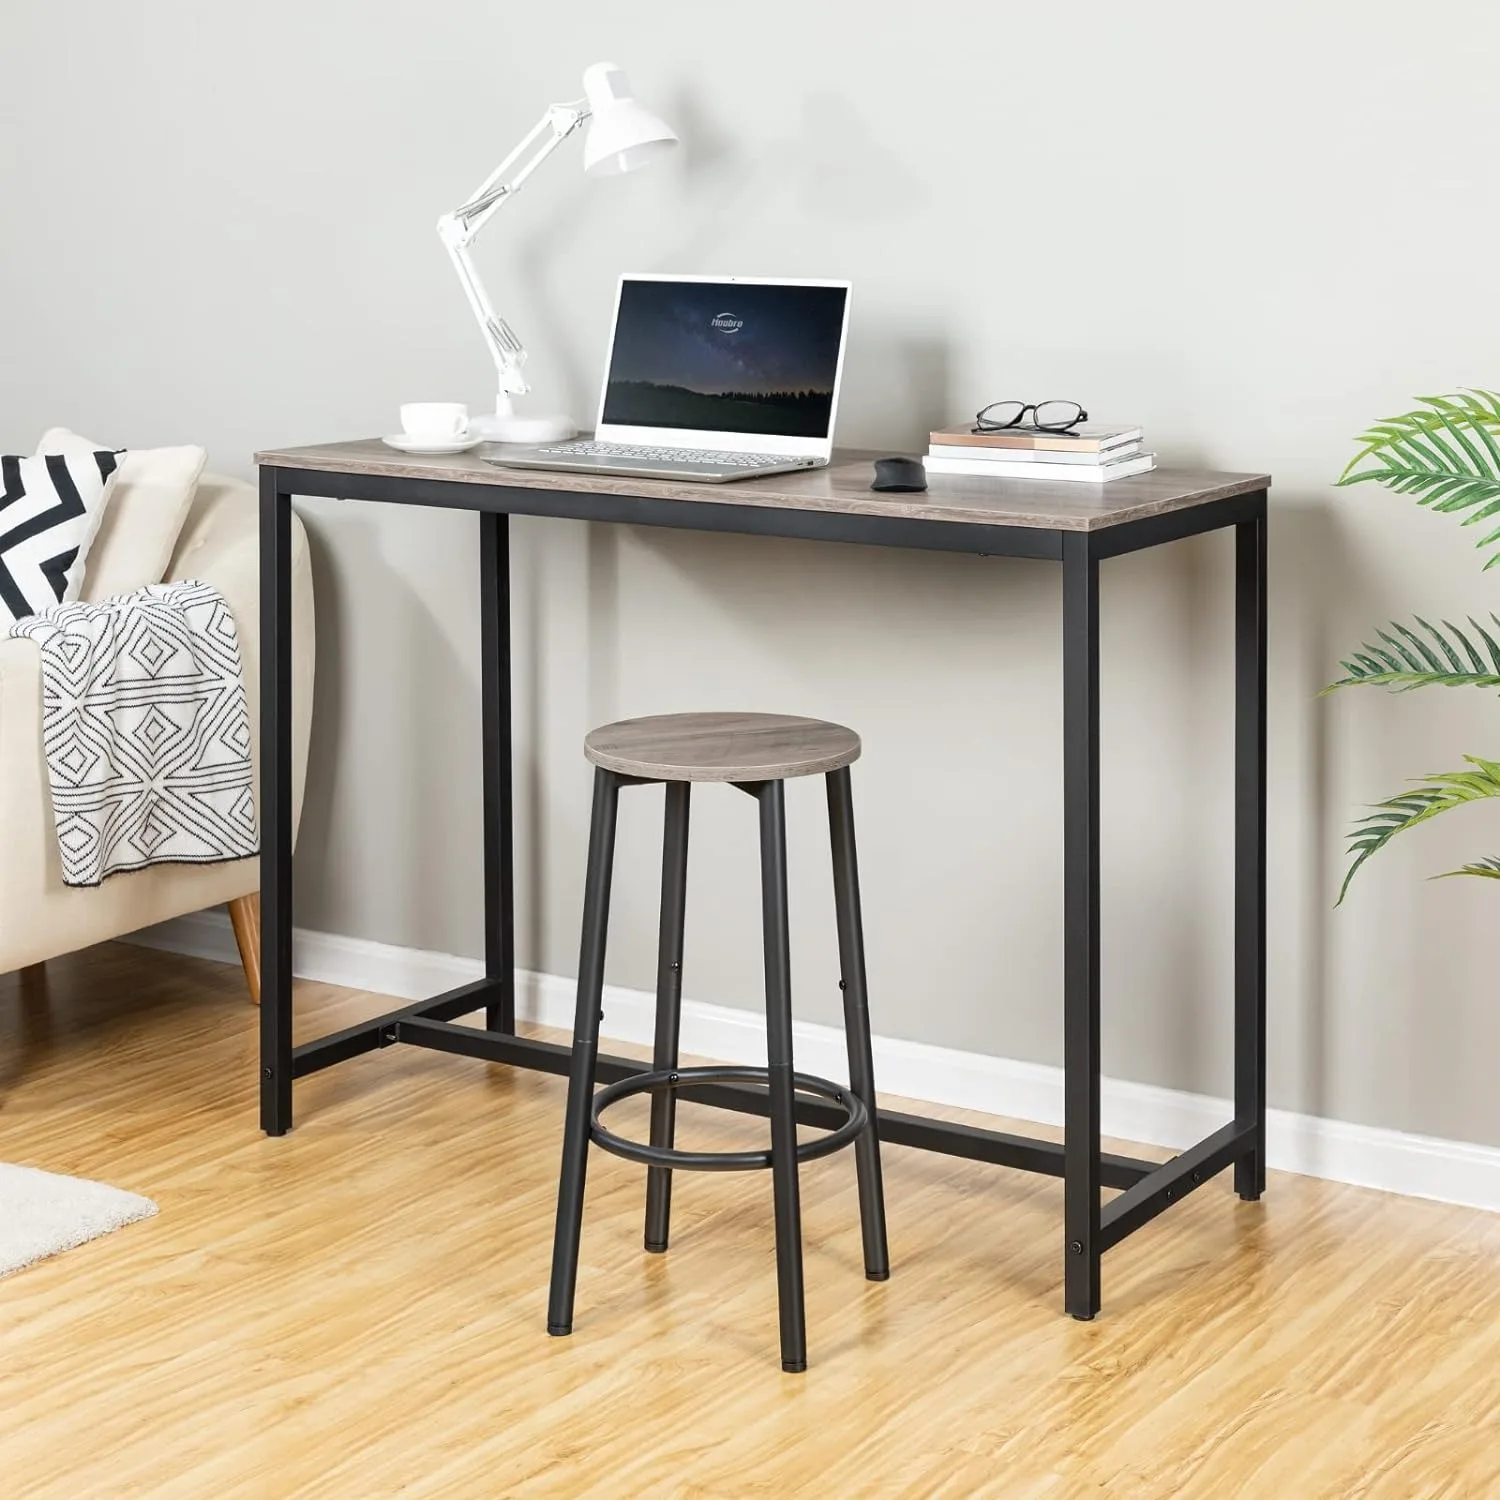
[4,1,1498,1146]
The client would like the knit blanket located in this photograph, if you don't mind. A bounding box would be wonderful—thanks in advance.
[8,580,258,887]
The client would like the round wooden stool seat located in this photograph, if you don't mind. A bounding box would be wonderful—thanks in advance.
[584,712,860,783]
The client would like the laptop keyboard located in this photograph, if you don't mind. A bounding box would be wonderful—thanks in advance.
[537,440,810,468]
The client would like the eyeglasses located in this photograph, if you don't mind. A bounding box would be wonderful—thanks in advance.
[973,400,1089,434]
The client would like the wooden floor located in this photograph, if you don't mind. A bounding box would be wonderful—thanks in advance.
[2,947,1497,1499]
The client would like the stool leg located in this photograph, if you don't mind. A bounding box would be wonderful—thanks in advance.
[645,781,691,1253]
[548,768,621,1337]
[759,779,807,1373]
[826,767,890,1282]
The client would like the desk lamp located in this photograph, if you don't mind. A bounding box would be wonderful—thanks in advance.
[436,63,678,443]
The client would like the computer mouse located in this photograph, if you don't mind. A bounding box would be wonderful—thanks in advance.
[871,456,927,493]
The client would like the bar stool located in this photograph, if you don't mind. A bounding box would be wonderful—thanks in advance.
[546,711,889,1373]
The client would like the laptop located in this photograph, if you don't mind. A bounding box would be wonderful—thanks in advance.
[489,273,851,483]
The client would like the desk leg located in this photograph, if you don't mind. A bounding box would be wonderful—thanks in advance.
[1234,499,1268,1199]
[259,470,294,1136]
[1062,532,1101,1319]
[481,511,517,1034]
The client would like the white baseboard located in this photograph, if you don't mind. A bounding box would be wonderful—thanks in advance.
[129,911,1500,1215]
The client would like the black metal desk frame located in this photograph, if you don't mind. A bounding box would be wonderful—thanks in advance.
[258,462,1268,1321]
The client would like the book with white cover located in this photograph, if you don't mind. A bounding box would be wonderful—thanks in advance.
[923,454,1157,483]
[929,422,1143,453]
[927,442,1143,466]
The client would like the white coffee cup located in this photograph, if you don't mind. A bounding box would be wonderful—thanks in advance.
[400,402,469,440]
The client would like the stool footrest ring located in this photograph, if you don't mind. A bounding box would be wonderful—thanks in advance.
[589,1065,868,1172]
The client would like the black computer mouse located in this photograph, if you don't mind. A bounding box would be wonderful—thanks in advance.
[871,456,927,493]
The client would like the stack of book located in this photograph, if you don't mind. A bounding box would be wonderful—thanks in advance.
[923,423,1155,483]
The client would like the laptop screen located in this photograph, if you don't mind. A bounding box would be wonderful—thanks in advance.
[601,278,849,440]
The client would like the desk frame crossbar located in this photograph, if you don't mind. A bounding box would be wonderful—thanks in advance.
[259,463,1268,1321]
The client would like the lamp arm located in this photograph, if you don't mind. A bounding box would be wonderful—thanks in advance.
[436,100,591,398]
[441,238,529,395]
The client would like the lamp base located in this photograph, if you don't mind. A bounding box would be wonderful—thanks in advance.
[472,410,577,444]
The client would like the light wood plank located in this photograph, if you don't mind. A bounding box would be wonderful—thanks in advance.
[585,711,860,782]
[254,439,1270,534]
[1,944,1496,1498]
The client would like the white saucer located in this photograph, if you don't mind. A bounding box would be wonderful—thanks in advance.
[382,433,484,455]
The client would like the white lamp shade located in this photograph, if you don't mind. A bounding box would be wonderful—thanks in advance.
[581,62,678,177]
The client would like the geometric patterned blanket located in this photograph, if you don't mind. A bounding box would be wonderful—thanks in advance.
[8,580,257,887]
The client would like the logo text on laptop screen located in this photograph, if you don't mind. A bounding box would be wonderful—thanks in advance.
[603,280,848,439]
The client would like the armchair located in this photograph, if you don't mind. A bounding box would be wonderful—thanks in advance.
[0,475,314,1000]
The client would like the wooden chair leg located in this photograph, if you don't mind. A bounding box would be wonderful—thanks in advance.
[228,894,262,1006]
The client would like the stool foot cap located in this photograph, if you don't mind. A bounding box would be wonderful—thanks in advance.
[865,1269,890,1282]
[781,1359,807,1374]
[644,1241,668,1254]
[547,1324,573,1338]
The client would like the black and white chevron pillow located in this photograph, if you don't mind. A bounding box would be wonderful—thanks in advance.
[0,450,121,626]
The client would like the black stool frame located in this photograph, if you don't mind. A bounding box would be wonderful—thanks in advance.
[547,769,890,1374]
[258,461,1268,1325]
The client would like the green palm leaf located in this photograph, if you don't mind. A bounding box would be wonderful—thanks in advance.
[1339,755,1500,902]
[1324,615,1500,692]
[1437,856,1500,880]
[1339,391,1500,570]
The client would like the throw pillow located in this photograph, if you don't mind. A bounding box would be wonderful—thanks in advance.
[34,429,207,603]
[0,450,121,626]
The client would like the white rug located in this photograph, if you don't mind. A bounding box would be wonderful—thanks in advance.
[0,1162,157,1278]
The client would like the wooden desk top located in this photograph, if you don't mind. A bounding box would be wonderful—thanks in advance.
[254,440,1269,534]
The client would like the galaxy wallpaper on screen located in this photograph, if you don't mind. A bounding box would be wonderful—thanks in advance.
[602,280,848,438]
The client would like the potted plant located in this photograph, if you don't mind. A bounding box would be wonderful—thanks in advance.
[1327,391,1500,898]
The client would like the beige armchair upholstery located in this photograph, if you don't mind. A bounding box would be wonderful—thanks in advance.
[0,475,314,976]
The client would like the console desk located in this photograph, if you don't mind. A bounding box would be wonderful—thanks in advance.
[254,440,1270,1321]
